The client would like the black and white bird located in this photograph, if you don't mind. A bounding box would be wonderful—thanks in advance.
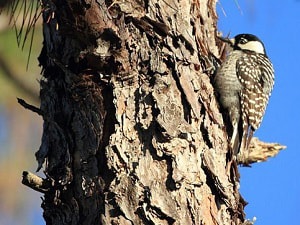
[214,34,274,155]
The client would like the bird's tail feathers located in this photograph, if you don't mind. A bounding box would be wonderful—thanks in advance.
[230,122,240,155]
[240,125,254,154]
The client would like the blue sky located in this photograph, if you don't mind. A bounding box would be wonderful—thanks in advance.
[217,1,300,224]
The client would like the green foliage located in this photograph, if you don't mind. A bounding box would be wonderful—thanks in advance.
[0,24,42,103]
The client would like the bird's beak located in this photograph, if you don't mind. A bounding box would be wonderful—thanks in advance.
[217,36,235,46]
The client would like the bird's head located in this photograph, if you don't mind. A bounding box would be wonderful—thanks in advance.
[219,33,267,55]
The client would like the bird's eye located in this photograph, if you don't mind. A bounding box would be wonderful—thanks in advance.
[239,38,248,44]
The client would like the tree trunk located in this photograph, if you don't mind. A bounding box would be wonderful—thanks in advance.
[24,0,247,224]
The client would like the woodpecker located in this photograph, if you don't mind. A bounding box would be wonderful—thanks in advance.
[214,34,274,154]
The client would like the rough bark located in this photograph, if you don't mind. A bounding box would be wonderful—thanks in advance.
[20,0,284,225]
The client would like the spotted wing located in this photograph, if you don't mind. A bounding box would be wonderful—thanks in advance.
[236,53,274,150]
[236,53,274,130]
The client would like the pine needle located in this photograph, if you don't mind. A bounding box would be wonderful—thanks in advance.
[3,0,42,69]
[217,1,227,17]
[234,0,243,15]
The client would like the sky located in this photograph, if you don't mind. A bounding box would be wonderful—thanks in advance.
[217,1,300,225]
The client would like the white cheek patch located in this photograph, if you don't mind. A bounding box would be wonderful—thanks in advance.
[238,41,265,54]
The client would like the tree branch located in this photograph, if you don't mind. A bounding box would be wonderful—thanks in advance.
[17,97,43,116]
[22,171,51,193]
[238,137,286,165]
